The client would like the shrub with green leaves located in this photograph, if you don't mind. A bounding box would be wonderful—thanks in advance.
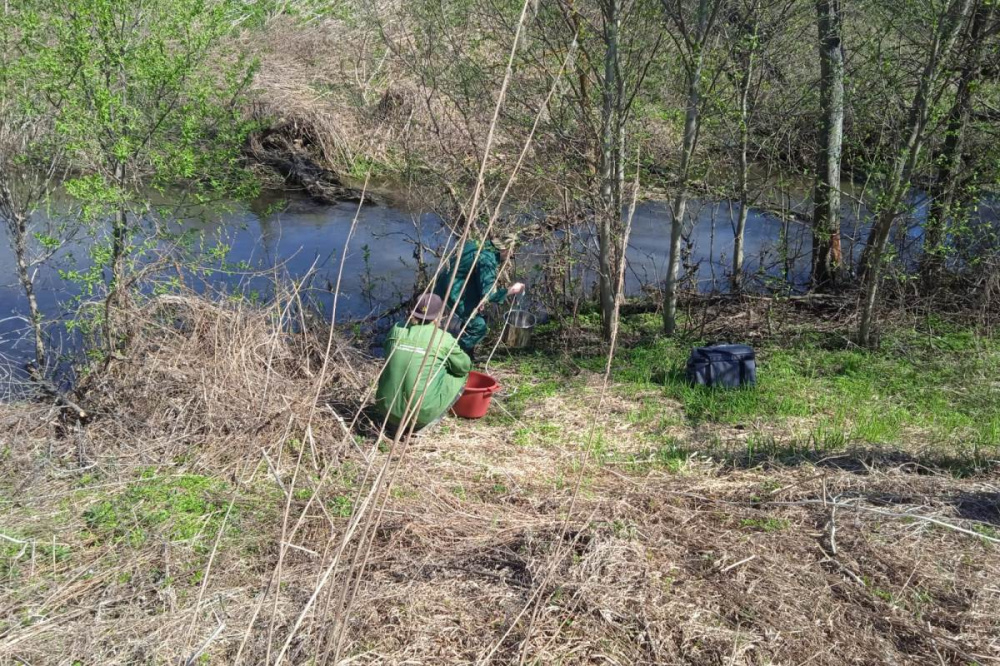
[3,0,260,325]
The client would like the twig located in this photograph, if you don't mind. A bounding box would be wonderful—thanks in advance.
[185,620,225,666]
[720,554,756,573]
[261,448,289,501]
[769,499,1000,544]
[817,490,865,586]
[183,497,235,655]
[283,541,320,557]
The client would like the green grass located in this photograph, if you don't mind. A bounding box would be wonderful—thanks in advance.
[613,442,689,474]
[483,370,575,426]
[327,494,354,517]
[1,533,72,579]
[513,421,563,447]
[82,469,234,551]
[522,312,999,467]
[972,523,999,540]
[740,517,791,532]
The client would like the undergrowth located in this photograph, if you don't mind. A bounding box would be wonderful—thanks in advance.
[1,295,997,664]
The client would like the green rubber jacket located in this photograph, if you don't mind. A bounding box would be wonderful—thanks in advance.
[434,240,508,316]
[375,322,471,427]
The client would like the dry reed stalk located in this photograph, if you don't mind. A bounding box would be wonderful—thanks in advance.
[262,4,557,661]
[263,173,371,663]
[322,32,584,665]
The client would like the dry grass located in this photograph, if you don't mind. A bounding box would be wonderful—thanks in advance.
[74,291,372,471]
[0,287,376,664]
[1,291,998,665]
[247,17,365,169]
[324,371,1000,664]
[246,13,493,183]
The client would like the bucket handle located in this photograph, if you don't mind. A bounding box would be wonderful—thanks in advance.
[484,291,523,374]
[494,384,516,399]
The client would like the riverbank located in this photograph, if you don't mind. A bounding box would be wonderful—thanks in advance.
[1,292,997,664]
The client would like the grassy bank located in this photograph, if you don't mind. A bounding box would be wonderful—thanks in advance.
[1,295,997,664]
[492,309,1000,473]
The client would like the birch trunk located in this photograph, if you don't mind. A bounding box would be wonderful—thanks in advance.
[598,0,621,341]
[12,212,46,367]
[732,2,760,292]
[0,172,47,367]
[664,0,713,335]
[811,0,845,290]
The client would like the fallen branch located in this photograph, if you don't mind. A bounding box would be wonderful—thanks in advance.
[27,366,88,422]
[769,498,1000,544]
[720,554,756,573]
[185,620,225,666]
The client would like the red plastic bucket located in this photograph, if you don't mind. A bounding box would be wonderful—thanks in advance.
[451,371,500,419]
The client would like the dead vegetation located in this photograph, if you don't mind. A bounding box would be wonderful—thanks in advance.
[68,291,373,472]
[0,288,997,665]
[245,15,461,185]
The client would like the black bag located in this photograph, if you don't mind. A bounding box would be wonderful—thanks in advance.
[685,344,757,388]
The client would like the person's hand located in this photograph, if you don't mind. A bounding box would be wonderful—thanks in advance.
[508,282,525,297]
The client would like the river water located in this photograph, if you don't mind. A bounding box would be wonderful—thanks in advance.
[3,182,990,381]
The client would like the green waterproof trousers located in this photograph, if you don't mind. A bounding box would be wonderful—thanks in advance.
[433,240,507,355]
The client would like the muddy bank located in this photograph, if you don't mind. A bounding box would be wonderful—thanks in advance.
[247,126,367,205]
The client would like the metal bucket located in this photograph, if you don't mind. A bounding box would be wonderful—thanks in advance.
[503,310,536,348]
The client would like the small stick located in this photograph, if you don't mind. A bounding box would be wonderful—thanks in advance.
[186,620,225,666]
[768,472,827,497]
[770,499,1000,545]
[817,488,866,586]
[283,541,320,557]
[720,554,756,573]
[183,498,235,657]
[261,449,289,500]
[825,486,839,557]
[0,533,27,545]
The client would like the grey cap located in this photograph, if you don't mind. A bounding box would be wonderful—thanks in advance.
[413,293,445,321]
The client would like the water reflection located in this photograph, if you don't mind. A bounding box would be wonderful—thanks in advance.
[1,187,995,375]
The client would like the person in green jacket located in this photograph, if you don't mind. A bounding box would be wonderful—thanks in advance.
[375,293,471,432]
[433,234,525,358]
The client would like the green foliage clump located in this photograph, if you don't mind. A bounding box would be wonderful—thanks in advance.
[2,0,261,315]
[82,470,233,551]
[740,517,790,532]
[616,442,689,474]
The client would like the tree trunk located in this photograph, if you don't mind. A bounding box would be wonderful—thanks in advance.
[12,213,46,368]
[858,0,973,345]
[664,0,712,335]
[921,2,992,283]
[104,161,129,353]
[598,0,621,341]
[732,2,760,292]
[110,161,129,288]
[811,0,845,290]
[0,174,46,368]
[564,0,595,174]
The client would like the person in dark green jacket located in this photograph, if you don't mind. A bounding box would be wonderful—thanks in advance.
[433,234,525,358]
[375,293,471,432]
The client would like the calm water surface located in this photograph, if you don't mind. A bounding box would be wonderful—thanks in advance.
[4,183,981,379]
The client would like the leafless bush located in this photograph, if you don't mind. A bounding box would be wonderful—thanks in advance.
[67,285,375,473]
